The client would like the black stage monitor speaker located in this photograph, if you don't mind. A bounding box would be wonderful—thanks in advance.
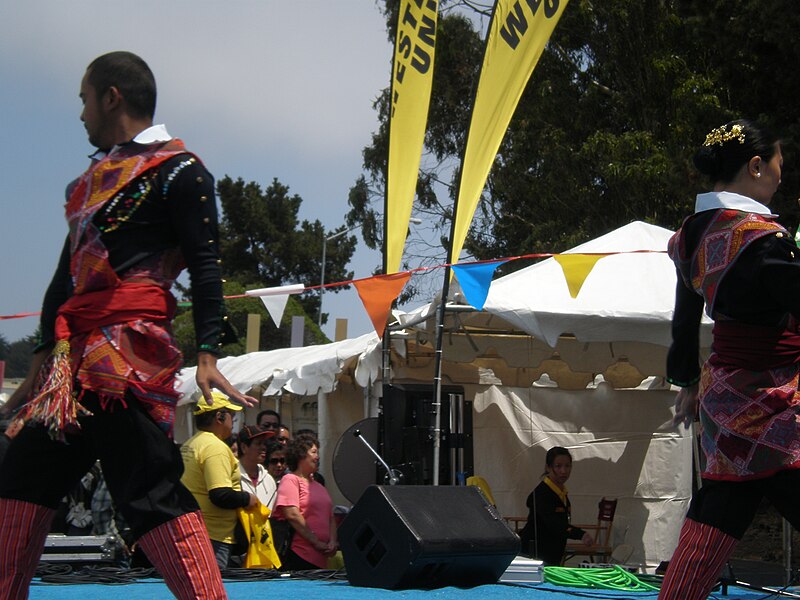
[339,485,519,589]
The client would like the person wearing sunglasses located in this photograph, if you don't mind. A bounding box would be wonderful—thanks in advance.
[265,440,288,483]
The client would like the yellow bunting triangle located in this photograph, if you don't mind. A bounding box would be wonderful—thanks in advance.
[553,254,606,298]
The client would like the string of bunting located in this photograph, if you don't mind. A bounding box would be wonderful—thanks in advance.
[0,250,665,336]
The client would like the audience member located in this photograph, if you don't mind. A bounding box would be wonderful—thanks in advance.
[295,430,325,486]
[276,426,291,447]
[518,446,592,565]
[180,392,257,570]
[238,425,278,511]
[227,432,239,457]
[274,436,337,570]
[265,441,288,483]
[256,410,280,431]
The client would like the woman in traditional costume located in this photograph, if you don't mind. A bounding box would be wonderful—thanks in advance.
[660,120,800,599]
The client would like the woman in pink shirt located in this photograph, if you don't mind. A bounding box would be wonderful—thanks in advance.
[275,435,337,569]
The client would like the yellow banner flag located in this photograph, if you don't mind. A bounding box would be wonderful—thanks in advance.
[450,0,569,263]
[385,0,438,274]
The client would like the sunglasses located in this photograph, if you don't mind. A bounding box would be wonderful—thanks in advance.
[260,422,279,429]
[269,457,286,464]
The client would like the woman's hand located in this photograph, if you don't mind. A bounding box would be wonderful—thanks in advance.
[581,532,594,546]
[673,384,699,428]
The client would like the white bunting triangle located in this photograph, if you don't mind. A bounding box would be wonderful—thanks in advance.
[245,284,305,327]
[259,294,291,327]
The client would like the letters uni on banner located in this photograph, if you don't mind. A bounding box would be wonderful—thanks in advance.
[385,0,438,275]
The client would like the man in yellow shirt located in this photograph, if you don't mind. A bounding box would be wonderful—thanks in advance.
[181,392,257,569]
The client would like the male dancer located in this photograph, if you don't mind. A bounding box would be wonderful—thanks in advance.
[0,51,254,599]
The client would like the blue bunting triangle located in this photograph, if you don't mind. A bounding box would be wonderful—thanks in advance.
[451,261,508,310]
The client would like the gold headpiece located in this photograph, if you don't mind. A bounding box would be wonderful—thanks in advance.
[703,123,746,147]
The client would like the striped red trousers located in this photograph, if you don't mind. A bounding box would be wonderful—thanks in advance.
[658,518,737,600]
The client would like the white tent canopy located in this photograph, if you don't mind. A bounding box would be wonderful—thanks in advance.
[401,220,711,349]
[485,220,697,346]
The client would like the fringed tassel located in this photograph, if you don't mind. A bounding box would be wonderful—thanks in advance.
[21,340,88,441]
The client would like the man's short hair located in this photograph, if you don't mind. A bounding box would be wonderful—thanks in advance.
[256,409,281,426]
[195,409,220,430]
[87,51,156,119]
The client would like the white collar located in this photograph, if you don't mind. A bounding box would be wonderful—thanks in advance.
[130,124,172,145]
[91,124,173,160]
[694,191,775,216]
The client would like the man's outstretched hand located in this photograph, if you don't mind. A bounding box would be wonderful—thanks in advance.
[195,351,257,408]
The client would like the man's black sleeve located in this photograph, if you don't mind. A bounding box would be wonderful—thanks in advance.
[208,487,251,509]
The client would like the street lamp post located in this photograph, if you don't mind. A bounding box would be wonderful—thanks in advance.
[318,217,422,329]
[319,227,355,327]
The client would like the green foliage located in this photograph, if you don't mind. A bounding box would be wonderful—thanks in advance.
[348,0,800,285]
[174,176,354,365]
[173,281,328,367]
[217,176,356,322]
[0,331,38,378]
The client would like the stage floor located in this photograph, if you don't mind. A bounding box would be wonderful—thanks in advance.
[26,575,792,600]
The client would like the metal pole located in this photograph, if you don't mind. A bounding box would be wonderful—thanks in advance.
[318,238,327,327]
[430,264,452,486]
[318,227,361,329]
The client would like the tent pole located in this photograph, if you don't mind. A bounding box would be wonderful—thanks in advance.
[430,265,453,486]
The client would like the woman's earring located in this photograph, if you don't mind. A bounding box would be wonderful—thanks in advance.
[756,172,762,178]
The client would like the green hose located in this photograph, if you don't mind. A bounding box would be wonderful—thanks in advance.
[543,565,660,592]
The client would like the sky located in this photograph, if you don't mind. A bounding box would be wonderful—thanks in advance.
[0,1,398,345]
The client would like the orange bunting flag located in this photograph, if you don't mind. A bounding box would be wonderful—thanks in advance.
[353,272,412,337]
[553,254,606,298]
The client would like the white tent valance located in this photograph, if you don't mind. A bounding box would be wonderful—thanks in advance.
[175,333,382,403]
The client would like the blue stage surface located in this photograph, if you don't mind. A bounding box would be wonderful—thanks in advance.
[26,576,786,600]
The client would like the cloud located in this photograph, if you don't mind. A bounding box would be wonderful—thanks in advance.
[0,1,393,341]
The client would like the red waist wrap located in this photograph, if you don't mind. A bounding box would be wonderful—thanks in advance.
[25,282,179,440]
[54,282,177,340]
[711,321,800,371]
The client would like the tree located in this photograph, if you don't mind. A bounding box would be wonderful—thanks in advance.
[217,176,356,322]
[173,281,328,366]
[3,333,38,379]
[173,176,355,365]
[347,0,800,287]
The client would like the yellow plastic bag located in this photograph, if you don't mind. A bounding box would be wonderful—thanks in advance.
[237,504,281,569]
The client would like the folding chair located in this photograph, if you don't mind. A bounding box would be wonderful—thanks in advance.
[562,497,618,564]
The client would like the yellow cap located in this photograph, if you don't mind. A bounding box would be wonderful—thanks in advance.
[193,391,244,415]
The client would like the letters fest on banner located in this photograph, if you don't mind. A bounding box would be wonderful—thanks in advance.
[449,0,569,264]
[385,0,438,274]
